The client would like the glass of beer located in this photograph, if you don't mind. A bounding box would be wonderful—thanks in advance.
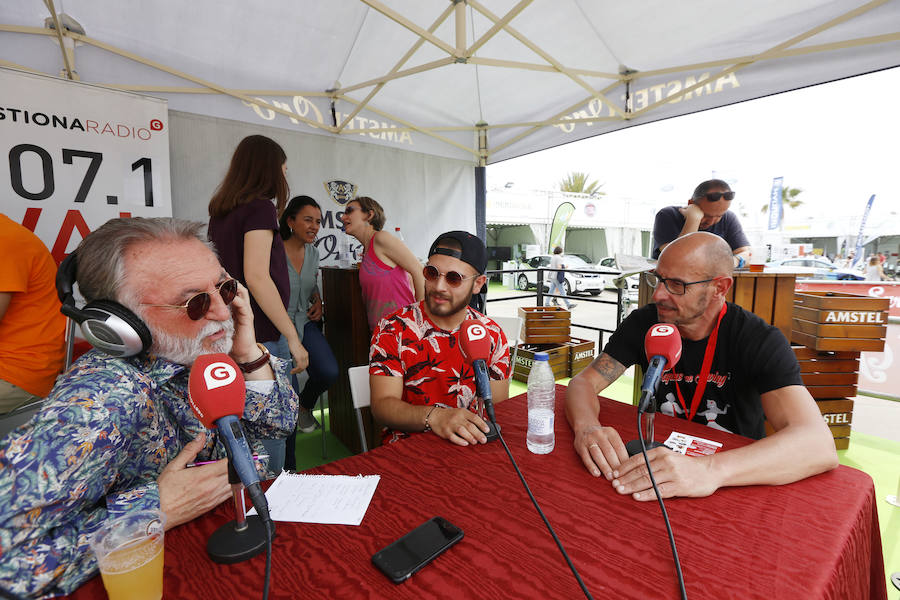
[749,246,768,272]
[89,510,165,600]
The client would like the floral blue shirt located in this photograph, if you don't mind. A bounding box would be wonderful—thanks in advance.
[0,350,297,598]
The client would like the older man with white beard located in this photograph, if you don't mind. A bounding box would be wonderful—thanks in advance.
[0,217,297,598]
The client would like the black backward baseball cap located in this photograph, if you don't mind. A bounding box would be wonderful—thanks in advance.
[428,231,487,274]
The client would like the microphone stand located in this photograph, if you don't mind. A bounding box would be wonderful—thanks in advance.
[473,360,500,442]
[207,460,271,564]
[625,389,665,457]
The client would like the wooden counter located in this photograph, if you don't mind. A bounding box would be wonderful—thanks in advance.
[320,266,381,453]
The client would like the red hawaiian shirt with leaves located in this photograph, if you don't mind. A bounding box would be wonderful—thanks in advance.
[369,301,510,441]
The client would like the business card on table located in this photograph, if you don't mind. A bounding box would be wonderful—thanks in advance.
[663,432,722,456]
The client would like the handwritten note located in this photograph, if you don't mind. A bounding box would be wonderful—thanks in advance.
[247,472,380,525]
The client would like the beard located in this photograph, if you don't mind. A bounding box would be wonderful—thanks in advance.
[425,283,474,318]
[152,318,234,365]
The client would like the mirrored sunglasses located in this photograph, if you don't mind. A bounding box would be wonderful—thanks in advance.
[423,265,476,288]
[142,278,238,320]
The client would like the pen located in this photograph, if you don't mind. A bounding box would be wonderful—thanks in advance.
[186,454,269,468]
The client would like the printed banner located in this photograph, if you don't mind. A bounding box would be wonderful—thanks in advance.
[0,67,171,264]
[767,176,783,230]
[851,194,875,268]
[547,202,575,252]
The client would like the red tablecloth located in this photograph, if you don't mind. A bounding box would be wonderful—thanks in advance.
[67,387,886,599]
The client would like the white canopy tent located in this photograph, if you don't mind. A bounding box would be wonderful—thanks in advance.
[2,0,899,237]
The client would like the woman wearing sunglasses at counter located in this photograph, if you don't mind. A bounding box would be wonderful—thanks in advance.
[207,135,308,472]
[341,196,425,331]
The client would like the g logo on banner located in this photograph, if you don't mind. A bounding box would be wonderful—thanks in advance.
[649,324,675,337]
[149,119,164,131]
[466,323,487,340]
[203,362,236,390]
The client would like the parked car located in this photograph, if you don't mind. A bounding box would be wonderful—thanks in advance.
[765,257,864,280]
[596,256,641,298]
[515,254,607,295]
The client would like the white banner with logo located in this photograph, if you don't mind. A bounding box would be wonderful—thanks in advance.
[0,68,171,263]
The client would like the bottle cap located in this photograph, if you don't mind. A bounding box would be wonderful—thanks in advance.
[534,352,549,361]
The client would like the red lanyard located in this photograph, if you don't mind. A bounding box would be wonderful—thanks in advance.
[673,302,728,421]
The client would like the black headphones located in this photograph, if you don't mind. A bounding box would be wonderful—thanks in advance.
[56,252,153,357]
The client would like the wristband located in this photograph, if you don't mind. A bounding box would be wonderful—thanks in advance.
[423,404,443,432]
[237,343,270,373]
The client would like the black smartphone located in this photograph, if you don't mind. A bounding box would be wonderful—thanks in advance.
[371,516,464,583]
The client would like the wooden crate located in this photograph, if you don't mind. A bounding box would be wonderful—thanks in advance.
[817,398,854,450]
[518,306,571,344]
[764,397,853,450]
[564,337,595,377]
[791,291,889,352]
[512,343,569,383]
[791,346,859,450]
[793,346,861,398]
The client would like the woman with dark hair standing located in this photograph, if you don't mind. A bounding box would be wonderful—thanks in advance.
[208,135,308,472]
[341,196,424,331]
[278,196,338,467]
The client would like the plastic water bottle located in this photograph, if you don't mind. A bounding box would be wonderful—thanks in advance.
[338,230,351,268]
[526,352,555,454]
[394,227,404,243]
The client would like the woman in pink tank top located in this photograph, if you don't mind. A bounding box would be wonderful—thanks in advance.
[341,196,424,331]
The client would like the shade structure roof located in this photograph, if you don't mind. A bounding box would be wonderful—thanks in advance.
[2,0,899,164]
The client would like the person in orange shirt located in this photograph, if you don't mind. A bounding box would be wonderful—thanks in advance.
[0,214,67,414]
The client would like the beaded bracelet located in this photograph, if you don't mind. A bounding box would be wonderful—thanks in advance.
[423,404,443,432]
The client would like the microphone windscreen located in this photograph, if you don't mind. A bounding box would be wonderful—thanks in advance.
[188,353,246,429]
[644,324,682,369]
[458,319,493,362]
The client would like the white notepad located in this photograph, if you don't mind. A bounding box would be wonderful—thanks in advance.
[247,472,380,525]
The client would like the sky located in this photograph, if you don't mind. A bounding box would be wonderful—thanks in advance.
[486,66,900,235]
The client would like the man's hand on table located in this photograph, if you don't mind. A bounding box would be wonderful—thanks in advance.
[611,446,719,501]
[574,422,629,480]
[429,406,490,446]
[158,433,231,529]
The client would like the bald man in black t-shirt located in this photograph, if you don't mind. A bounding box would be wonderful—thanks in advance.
[566,232,837,502]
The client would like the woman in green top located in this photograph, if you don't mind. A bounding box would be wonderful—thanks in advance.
[278,196,338,470]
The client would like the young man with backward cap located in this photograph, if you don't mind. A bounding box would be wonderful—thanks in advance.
[369,231,511,446]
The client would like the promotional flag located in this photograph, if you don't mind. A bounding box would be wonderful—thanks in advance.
[547,202,575,252]
[850,194,875,268]
[767,177,783,230]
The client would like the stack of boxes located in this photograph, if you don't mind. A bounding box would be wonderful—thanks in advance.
[510,307,596,382]
[789,291,889,449]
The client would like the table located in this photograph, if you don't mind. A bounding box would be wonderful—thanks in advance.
[67,387,886,599]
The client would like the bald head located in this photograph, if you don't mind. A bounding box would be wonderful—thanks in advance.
[659,232,733,278]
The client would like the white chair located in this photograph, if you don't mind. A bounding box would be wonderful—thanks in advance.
[347,365,371,453]
[491,316,524,378]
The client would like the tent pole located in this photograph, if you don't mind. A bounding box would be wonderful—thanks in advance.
[476,122,488,242]
[476,165,486,243]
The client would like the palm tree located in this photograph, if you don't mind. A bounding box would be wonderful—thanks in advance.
[761,185,804,213]
[559,172,604,196]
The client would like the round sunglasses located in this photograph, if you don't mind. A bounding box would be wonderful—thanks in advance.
[423,265,476,288]
[141,278,238,320]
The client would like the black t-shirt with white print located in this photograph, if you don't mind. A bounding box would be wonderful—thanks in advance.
[603,302,801,439]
